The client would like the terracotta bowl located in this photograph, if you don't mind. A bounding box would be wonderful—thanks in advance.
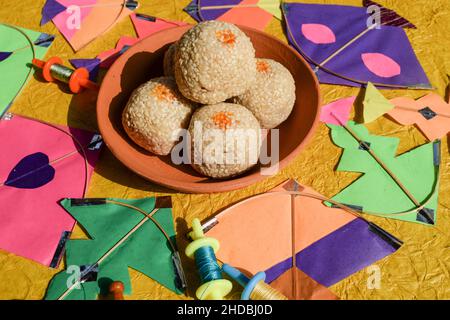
[97,25,320,193]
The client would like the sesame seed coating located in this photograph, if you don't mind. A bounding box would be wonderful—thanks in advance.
[233,58,296,129]
[188,103,261,179]
[163,42,177,77]
[122,77,197,156]
[175,21,257,105]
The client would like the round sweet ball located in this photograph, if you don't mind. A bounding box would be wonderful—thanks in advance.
[175,21,257,105]
[122,77,196,156]
[163,42,177,77]
[188,103,261,179]
[233,59,296,129]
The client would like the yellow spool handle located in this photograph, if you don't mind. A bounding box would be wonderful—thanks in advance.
[185,218,232,300]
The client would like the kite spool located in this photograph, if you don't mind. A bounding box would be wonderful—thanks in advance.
[32,56,99,93]
[222,264,288,300]
[185,218,232,300]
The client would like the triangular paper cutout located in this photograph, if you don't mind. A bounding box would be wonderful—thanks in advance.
[321,97,355,126]
[41,0,67,26]
[257,0,282,19]
[0,52,13,62]
[363,82,395,123]
[69,58,101,81]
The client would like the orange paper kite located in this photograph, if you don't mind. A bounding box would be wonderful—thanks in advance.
[200,180,402,300]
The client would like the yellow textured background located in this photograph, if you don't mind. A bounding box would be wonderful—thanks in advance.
[0,0,449,300]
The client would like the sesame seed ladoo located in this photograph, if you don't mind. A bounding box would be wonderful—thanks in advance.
[163,42,177,78]
[122,77,197,156]
[174,21,257,105]
[234,58,296,129]
[189,103,261,179]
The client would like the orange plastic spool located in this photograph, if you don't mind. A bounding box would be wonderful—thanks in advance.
[32,56,99,93]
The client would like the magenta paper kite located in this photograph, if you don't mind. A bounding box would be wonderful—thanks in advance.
[0,114,102,267]
[41,0,138,51]
[282,1,431,89]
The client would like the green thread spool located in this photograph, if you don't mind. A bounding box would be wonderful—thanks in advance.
[185,218,232,300]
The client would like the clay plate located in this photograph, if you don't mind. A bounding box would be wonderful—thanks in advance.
[97,25,320,193]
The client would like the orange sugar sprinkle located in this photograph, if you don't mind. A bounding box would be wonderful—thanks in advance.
[215,29,236,46]
[152,84,176,102]
[212,111,234,130]
[257,60,270,73]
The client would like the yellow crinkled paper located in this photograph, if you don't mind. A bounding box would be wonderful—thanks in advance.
[0,0,449,300]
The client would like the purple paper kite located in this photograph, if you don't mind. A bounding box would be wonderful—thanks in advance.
[282,1,431,89]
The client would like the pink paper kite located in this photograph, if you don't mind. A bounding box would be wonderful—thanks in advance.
[0,114,102,267]
[41,0,137,51]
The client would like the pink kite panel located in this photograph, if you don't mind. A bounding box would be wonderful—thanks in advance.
[0,114,102,267]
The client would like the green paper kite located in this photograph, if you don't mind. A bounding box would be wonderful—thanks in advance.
[45,197,183,300]
[327,121,440,225]
[0,24,54,116]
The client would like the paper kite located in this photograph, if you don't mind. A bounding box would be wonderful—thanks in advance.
[327,121,440,225]
[70,13,187,80]
[200,180,402,300]
[45,197,184,300]
[40,0,138,51]
[0,24,54,116]
[0,114,102,267]
[184,0,281,31]
[282,1,431,89]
